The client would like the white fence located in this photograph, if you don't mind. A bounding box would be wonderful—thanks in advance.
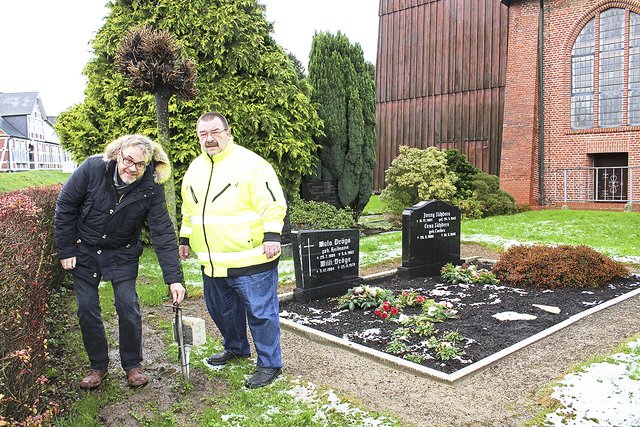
[0,137,74,172]
[551,166,639,205]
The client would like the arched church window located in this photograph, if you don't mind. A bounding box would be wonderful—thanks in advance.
[571,8,640,129]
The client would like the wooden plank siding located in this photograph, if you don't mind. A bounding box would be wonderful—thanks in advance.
[375,0,509,190]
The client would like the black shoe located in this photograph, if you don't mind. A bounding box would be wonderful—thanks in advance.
[244,367,282,389]
[205,350,250,366]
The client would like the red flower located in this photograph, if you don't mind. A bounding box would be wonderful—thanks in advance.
[390,306,399,315]
[381,312,389,319]
[382,301,391,311]
[374,308,381,316]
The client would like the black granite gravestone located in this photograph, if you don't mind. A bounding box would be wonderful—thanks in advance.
[301,181,340,207]
[291,229,363,302]
[397,200,461,278]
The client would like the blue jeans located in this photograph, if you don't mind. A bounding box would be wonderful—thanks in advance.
[73,270,142,371]
[202,267,282,369]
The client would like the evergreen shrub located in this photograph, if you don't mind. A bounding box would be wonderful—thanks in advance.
[444,149,479,200]
[289,198,356,230]
[0,185,66,425]
[470,173,517,217]
[492,245,628,288]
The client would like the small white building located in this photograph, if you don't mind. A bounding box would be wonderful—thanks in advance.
[0,92,73,172]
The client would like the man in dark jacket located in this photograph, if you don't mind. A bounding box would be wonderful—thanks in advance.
[55,134,185,389]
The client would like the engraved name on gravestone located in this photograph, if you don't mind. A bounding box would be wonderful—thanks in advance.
[291,229,363,302]
[300,181,340,207]
[397,200,461,278]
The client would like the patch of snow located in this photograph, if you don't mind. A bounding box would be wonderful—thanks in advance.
[469,302,487,307]
[581,300,603,306]
[492,311,537,321]
[280,309,344,325]
[343,328,382,342]
[431,289,452,296]
[532,304,561,314]
[285,381,395,426]
[544,339,640,426]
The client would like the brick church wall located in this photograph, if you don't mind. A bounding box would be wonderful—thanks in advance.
[502,0,640,206]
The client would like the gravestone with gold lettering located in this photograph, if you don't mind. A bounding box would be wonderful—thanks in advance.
[291,229,363,302]
[397,200,461,278]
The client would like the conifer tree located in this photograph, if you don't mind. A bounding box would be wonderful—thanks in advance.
[54,0,322,198]
[307,31,376,215]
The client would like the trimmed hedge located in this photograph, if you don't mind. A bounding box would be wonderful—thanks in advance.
[289,198,356,230]
[492,244,628,288]
[0,185,66,425]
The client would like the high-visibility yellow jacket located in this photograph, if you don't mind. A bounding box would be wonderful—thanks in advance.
[179,140,287,277]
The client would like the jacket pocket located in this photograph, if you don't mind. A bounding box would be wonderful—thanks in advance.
[189,186,199,204]
[80,201,94,224]
[211,183,231,203]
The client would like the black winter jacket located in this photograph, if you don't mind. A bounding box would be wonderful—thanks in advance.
[55,152,182,285]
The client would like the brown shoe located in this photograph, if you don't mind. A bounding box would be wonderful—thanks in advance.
[79,369,108,389]
[126,367,148,387]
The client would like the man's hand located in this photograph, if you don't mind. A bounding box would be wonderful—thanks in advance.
[169,283,186,304]
[60,257,76,270]
[263,241,281,260]
[178,244,190,261]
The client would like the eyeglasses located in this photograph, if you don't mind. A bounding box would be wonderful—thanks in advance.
[198,128,227,140]
[119,152,149,171]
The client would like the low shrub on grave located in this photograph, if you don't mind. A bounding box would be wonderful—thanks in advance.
[492,244,628,288]
[288,197,356,230]
[0,185,66,425]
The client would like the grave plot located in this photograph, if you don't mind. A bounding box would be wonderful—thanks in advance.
[280,200,640,382]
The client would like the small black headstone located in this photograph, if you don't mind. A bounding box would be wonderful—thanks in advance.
[291,229,363,302]
[301,181,340,207]
[397,200,461,278]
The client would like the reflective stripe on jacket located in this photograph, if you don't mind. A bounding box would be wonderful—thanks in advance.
[180,141,286,277]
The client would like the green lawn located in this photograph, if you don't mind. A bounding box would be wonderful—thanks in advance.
[461,209,640,261]
[0,170,71,193]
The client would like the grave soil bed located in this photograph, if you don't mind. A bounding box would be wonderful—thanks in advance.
[279,271,640,374]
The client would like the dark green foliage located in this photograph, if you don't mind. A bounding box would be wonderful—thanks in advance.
[470,173,517,217]
[307,31,376,215]
[0,186,66,424]
[445,149,479,199]
[492,245,628,288]
[54,0,322,199]
[288,198,356,230]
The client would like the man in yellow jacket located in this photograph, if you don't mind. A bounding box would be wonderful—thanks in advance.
[179,112,287,388]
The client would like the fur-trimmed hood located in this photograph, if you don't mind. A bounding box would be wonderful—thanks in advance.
[102,135,171,184]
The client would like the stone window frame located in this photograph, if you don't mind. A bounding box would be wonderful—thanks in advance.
[570,5,640,130]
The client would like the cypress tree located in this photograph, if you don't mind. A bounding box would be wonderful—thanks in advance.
[307,31,376,215]
[54,0,322,198]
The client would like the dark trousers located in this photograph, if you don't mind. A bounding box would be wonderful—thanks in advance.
[73,270,142,371]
